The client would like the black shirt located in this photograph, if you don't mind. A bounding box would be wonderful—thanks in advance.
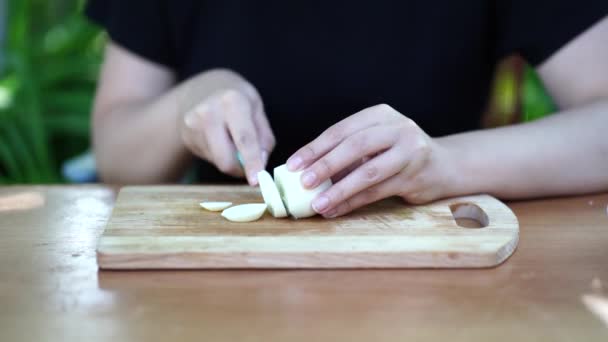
[86,1,608,181]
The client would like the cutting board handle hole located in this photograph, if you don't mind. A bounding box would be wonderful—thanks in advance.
[450,203,489,229]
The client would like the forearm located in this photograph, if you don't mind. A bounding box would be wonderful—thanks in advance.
[439,99,608,199]
[93,68,256,183]
[93,86,192,184]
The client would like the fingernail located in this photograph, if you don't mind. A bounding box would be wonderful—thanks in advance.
[324,209,338,218]
[261,150,269,165]
[312,195,330,213]
[287,156,303,171]
[248,172,259,186]
[302,171,317,188]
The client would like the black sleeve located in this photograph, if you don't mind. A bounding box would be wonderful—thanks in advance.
[86,0,175,69]
[494,1,608,66]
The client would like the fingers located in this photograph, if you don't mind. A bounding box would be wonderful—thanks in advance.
[310,147,409,215]
[322,173,403,218]
[286,104,394,171]
[300,125,399,189]
[280,102,435,218]
[181,103,211,159]
[238,80,275,165]
[331,159,363,183]
[180,71,271,183]
[316,134,434,216]
[182,101,243,177]
[221,90,265,185]
[251,104,276,161]
[205,125,244,178]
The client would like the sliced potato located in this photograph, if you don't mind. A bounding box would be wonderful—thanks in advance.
[221,203,267,222]
[200,201,233,211]
[274,164,332,219]
[257,170,288,218]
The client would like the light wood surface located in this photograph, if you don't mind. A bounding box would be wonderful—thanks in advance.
[0,185,607,341]
[97,186,519,269]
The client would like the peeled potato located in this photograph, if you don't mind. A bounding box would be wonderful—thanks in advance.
[274,164,332,219]
[212,163,332,221]
[257,170,288,218]
[221,203,267,222]
[199,201,233,211]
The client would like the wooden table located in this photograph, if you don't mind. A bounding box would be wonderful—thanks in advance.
[0,186,607,341]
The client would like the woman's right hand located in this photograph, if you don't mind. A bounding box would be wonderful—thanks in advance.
[178,69,275,185]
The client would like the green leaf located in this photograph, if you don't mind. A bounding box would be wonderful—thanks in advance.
[40,57,100,86]
[0,73,21,101]
[1,0,101,184]
[15,72,55,181]
[44,113,90,137]
[42,16,103,57]
[0,175,10,184]
[43,90,93,114]
[6,0,30,53]
[0,134,23,182]
[1,122,40,182]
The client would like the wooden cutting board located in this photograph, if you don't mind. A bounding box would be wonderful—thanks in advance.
[97,186,519,269]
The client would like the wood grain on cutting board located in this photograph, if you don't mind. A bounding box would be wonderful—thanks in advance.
[97,186,519,269]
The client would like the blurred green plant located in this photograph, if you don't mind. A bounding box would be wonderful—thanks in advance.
[0,0,103,184]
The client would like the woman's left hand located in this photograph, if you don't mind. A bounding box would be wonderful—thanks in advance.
[286,104,457,218]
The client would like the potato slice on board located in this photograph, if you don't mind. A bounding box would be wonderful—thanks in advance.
[257,170,288,218]
[200,201,233,211]
[221,203,268,222]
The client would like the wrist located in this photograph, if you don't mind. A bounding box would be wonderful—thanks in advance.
[434,135,481,198]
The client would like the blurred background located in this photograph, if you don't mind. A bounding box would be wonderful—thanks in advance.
[0,0,556,185]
